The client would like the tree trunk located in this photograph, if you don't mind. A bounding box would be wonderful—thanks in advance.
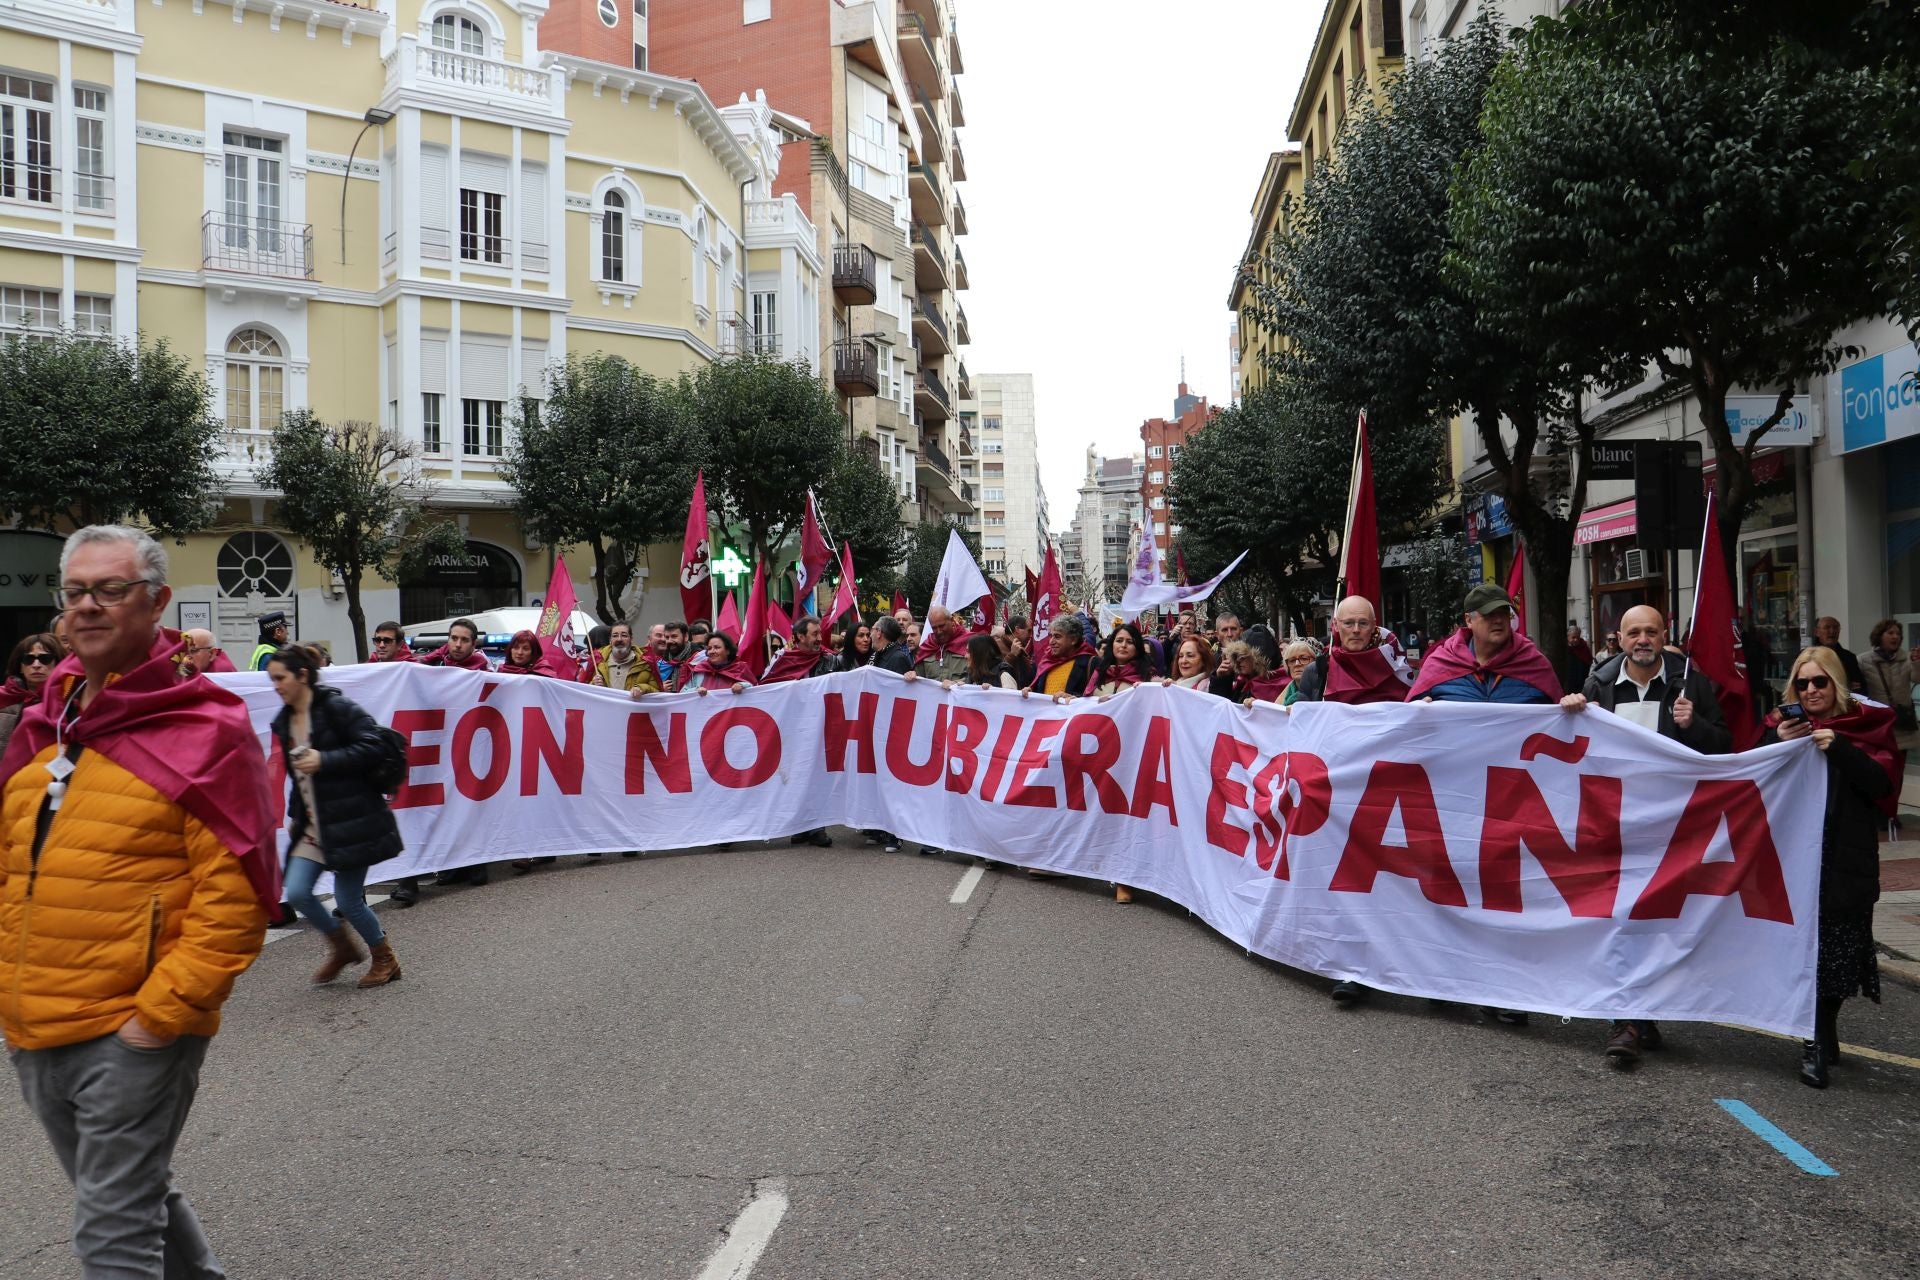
[343,569,368,663]
[588,537,616,624]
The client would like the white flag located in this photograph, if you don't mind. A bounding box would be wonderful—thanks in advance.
[929,529,991,615]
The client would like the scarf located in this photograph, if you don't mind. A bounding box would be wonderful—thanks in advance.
[419,644,490,670]
[1406,627,1560,702]
[0,677,29,713]
[760,646,830,684]
[1097,663,1146,688]
[1325,640,1414,705]
[1767,697,1901,818]
[0,630,281,915]
[1235,672,1291,703]
[370,644,417,663]
[497,630,550,676]
[1028,640,1096,693]
[674,653,759,691]
[913,626,972,666]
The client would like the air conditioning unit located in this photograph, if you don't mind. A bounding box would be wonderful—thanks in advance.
[1622,548,1649,581]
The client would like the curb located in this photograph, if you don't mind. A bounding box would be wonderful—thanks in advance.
[1880,950,1920,993]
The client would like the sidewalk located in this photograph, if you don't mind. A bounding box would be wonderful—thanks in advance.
[1876,773,1920,987]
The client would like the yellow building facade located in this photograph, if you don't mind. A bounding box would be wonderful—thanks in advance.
[1227,148,1303,400]
[1,0,820,660]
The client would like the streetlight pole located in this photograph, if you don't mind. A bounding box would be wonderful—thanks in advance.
[339,107,396,268]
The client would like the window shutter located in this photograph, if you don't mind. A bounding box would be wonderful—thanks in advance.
[460,153,508,196]
[461,337,509,400]
[520,162,546,248]
[420,145,450,259]
[520,339,548,394]
[419,334,447,394]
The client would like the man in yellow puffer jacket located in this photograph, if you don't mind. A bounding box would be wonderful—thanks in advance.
[1,525,277,1280]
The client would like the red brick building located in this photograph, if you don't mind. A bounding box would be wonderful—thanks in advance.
[1139,380,1217,564]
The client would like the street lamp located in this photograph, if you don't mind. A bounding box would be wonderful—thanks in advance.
[340,107,396,267]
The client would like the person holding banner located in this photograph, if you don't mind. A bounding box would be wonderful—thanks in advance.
[1759,647,1900,1089]
[591,624,661,695]
[1561,605,1730,1064]
[1406,585,1558,707]
[671,632,756,694]
[417,619,490,671]
[267,645,404,988]
[1288,597,1412,708]
[959,633,1021,691]
[836,620,874,672]
[1160,635,1215,692]
[498,631,552,678]
[915,607,970,681]
[368,621,415,663]
[1210,641,1286,706]
[1278,641,1316,704]
[1091,623,1156,698]
[1025,615,1097,699]
[1002,615,1036,688]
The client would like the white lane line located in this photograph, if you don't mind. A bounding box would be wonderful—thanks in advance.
[262,893,391,944]
[696,1177,790,1280]
[949,864,986,904]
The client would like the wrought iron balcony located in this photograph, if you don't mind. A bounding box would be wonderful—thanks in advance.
[201,212,315,280]
[834,340,881,398]
[915,366,952,421]
[913,294,950,356]
[832,242,878,303]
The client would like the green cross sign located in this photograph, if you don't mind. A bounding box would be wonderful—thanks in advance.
[713,546,750,588]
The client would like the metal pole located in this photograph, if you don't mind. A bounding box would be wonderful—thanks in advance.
[339,119,379,268]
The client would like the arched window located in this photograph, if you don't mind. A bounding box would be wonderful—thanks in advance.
[430,12,486,54]
[225,328,285,437]
[692,210,708,313]
[601,190,625,283]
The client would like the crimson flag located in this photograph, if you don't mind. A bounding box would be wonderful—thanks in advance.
[740,559,770,666]
[1337,410,1382,618]
[1024,567,1039,616]
[1034,544,1063,633]
[1175,543,1190,587]
[795,490,833,608]
[679,471,713,624]
[716,591,741,644]
[1504,540,1528,635]
[892,589,908,615]
[826,541,858,630]
[1686,492,1761,749]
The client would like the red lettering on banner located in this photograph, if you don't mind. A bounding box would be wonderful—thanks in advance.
[1004,719,1067,808]
[521,707,585,796]
[977,715,1027,802]
[390,708,445,809]
[1204,733,1258,858]
[1630,779,1793,923]
[945,706,990,794]
[824,690,879,774]
[1479,767,1621,916]
[1249,752,1331,878]
[701,706,782,789]
[451,704,512,801]
[1330,762,1468,907]
[625,712,691,794]
[1519,732,1591,765]
[1129,715,1178,825]
[885,700,948,786]
[1060,714,1129,814]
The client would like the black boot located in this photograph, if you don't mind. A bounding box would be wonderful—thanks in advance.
[1816,996,1843,1065]
[390,877,419,907]
[1800,1039,1829,1089]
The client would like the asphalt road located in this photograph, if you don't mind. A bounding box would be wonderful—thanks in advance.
[5,836,1919,1279]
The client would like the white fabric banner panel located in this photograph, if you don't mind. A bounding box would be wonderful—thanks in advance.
[213,667,1825,1036]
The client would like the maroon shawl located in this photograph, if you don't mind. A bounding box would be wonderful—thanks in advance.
[759,646,829,685]
[497,630,550,676]
[913,626,973,666]
[0,630,281,915]
[418,644,490,670]
[1406,627,1559,701]
[1028,641,1097,694]
[674,654,759,691]
[1767,698,1902,818]
[1325,643,1413,705]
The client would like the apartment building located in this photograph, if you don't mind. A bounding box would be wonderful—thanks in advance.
[965,372,1044,585]
[1063,449,1143,601]
[1226,147,1302,400]
[1137,379,1216,574]
[0,0,810,660]
[558,0,973,528]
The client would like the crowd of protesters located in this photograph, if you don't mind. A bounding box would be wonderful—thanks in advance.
[1,522,1913,1276]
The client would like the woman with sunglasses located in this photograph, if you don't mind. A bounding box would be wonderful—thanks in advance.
[1759,646,1900,1088]
[0,633,61,759]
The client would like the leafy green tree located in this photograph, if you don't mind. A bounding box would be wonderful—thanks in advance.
[901,517,979,611]
[256,412,462,661]
[685,353,846,568]
[1451,8,1918,576]
[818,447,910,603]
[502,353,703,623]
[0,332,224,536]
[1246,12,1589,667]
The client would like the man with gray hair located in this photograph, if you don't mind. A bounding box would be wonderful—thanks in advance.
[1,524,277,1279]
[1026,613,1097,697]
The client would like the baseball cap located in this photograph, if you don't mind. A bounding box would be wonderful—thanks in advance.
[1462,583,1516,616]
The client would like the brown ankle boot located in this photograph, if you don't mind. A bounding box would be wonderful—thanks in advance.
[358,939,401,988]
[313,926,367,984]
[1114,884,1134,904]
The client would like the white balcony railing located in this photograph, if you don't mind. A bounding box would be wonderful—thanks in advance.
[384,36,564,113]
[745,194,816,246]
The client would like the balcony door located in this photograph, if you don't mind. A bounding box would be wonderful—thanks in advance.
[222,130,284,264]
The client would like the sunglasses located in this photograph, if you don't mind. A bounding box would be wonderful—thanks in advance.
[23,652,57,666]
[373,636,398,645]
[1791,674,1832,692]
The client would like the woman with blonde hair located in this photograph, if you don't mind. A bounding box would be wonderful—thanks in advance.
[1279,640,1317,706]
[1759,645,1900,1088]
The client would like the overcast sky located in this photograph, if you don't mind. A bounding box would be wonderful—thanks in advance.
[957,0,1325,533]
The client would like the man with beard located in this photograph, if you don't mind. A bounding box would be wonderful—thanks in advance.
[761,616,839,848]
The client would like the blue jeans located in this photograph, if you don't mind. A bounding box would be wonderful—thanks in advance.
[284,859,385,947]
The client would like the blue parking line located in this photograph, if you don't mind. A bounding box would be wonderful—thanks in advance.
[1715,1099,1838,1177]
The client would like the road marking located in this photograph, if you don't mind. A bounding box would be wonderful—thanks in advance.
[262,893,391,945]
[1714,1099,1837,1177]
[696,1177,789,1280]
[1715,1023,1920,1072]
[949,864,986,904]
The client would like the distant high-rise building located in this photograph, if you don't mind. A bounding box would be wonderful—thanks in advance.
[970,374,1046,585]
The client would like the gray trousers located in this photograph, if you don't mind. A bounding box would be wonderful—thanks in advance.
[11,1032,225,1280]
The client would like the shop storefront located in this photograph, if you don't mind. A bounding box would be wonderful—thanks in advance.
[0,529,65,659]
[1574,499,1660,646]
[398,540,524,625]
[1728,452,1801,691]
[1888,435,1920,631]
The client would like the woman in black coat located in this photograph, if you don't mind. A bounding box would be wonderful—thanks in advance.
[268,645,405,988]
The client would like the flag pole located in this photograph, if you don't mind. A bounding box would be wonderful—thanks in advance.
[1681,490,1716,684]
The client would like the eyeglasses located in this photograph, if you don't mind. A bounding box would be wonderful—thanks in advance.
[1791,674,1832,692]
[22,652,57,666]
[373,636,397,645]
[51,579,157,608]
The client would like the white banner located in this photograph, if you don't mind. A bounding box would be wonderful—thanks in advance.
[216,666,1826,1035]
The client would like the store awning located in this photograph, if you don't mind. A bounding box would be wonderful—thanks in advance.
[1574,498,1636,546]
